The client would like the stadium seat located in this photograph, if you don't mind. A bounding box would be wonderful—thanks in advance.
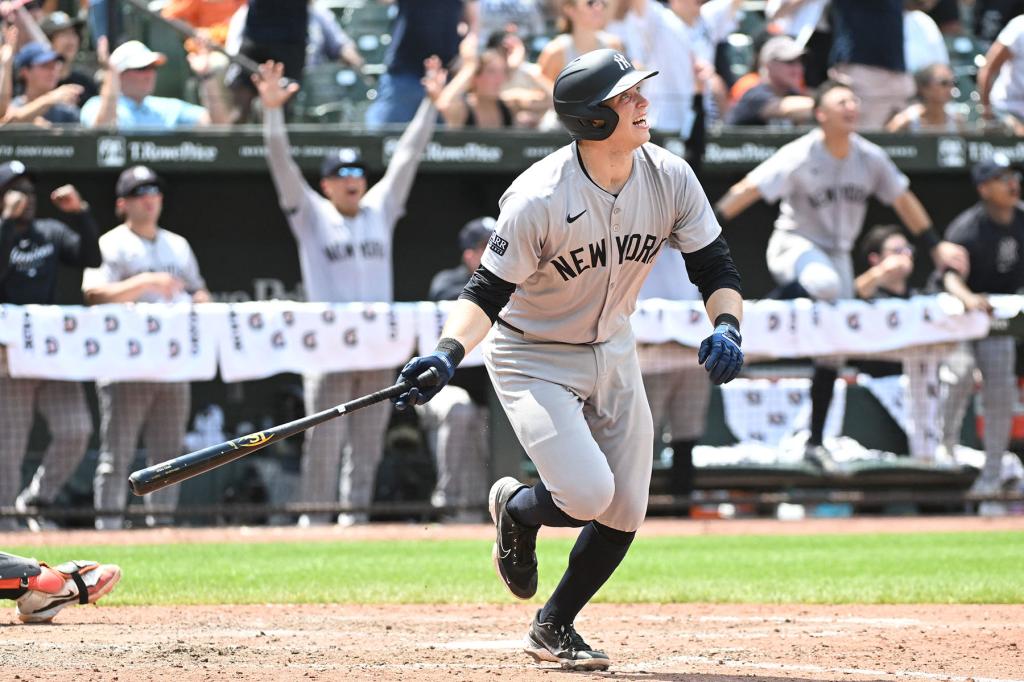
[295,63,375,124]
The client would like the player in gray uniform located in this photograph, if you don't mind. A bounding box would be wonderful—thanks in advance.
[82,165,210,530]
[715,80,968,468]
[393,49,744,670]
[255,60,442,526]
[638,249,711,503]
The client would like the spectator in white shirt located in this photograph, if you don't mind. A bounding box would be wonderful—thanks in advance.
[978,13,1024,135]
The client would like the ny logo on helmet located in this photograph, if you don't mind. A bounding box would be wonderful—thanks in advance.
[613,53,631,71]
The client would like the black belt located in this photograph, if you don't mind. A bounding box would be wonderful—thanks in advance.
[496,317,525,335]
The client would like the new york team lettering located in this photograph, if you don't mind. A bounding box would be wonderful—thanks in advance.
[323,240,385,261]
[807,185,869,209]
[551,235,667,281]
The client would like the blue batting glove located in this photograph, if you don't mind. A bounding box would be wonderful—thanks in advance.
[698,321,743,385]
[393,352,455,410]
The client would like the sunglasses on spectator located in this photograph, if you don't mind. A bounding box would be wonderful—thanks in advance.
[885,245,914,256]
[585,0,608,7]
[994,171,1023,184]
[334,167,365,178]
[931,78,954,87]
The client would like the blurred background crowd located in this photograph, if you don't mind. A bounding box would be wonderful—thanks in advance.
[0,0,1021,135]
[2,0,1024,533]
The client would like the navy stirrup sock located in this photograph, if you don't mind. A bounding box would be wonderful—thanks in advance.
[539,521,635,626]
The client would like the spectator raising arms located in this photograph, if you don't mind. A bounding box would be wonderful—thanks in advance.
[886,63,966,132]
[81,39,231,129]
[433,45,517,128]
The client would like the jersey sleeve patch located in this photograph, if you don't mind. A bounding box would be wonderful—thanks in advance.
[488,233,509,257]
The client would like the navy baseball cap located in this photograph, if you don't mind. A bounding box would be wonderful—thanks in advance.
[0,160,35,193]
[14,42,63,71]
[971,153,1017,185]
[458,217,496,250]
[320,149,366,179]
[116,165,163,198]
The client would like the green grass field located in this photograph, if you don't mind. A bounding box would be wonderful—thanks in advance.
[11,530,1024,605]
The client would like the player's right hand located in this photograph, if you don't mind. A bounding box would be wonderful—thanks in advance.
[145,272,185,300]
[393,353,455,410]
[698,322,743,385]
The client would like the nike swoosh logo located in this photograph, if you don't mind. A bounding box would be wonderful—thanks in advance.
[497,538,512,559]
[566,210,586,223]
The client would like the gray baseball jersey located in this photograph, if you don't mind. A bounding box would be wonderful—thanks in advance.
[262,99,436,303]
[481,141,721,344]
[747,129,909,252]
[82,225,206,303]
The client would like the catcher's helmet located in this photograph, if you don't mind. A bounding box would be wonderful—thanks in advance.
[553,49,657,141]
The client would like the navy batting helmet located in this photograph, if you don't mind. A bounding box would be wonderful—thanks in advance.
[553,49,657,141]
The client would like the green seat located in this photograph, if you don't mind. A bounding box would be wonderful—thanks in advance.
[295,63,374,123]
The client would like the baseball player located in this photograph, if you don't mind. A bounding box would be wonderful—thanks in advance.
[939,155,1024,514]
[421,218,496,522]
[254,60,442,526]
[82,165,210,530]
[0,160,100,532]
[714,80,968,470]
[393,49,744,670]
[638,250,711,504]
[0,551,121,623]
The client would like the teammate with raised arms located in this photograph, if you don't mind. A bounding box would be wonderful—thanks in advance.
[393,49,744,670]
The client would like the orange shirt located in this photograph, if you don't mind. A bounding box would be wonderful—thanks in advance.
[162,0,246,46]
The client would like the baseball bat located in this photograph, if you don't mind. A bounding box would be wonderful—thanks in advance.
[128,367,439,496]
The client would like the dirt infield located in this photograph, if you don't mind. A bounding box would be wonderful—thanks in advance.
[3,517,1023,681]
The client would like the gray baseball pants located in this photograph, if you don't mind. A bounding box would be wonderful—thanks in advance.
[416,385,489,515]
[484,323,654,532]
[941,336,1017,483]
[299,369,393,524]
[0,378,92,508]
[94,381,190,529]
[637,343,711,442]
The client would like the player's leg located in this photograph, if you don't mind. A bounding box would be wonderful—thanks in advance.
[94,382,154,530]
[418,386,488,521]
[18,380,92,529]
[970,336,1016,501]
[139,381,191,525]
[298,371,351,526]
[769,232,849,466]
[666,361,712,501]
[901,345,945,462]
[939,342,976,454]
[524,326,654,670]
[339,368,393,525]
[0,377,39,531]
[484,329,618,602]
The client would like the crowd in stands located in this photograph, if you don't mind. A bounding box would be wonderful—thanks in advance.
[0,0,1021,133]
[1,1,1023,532]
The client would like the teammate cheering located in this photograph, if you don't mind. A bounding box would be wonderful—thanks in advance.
[255,60,443,526]
[393,49,744,670]
[714,80,968,470]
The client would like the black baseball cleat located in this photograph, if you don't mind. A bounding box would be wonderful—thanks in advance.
[488,477,538,600]
[524,610,612,671]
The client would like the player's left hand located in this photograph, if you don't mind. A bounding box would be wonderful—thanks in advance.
[393,353,454,409]
[698,322,743,384]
